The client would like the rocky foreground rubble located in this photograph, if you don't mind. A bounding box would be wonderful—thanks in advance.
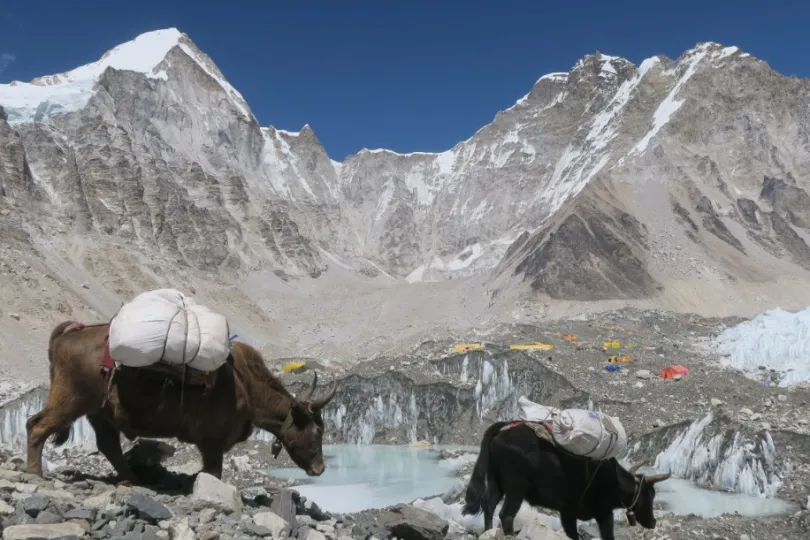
[0,453,567,540]
[3,309,810,539]
[2,438,810,540]
[0,440,553,540]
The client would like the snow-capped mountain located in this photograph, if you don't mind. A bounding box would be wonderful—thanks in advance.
[491,43,810,310]
[2,27,810,355]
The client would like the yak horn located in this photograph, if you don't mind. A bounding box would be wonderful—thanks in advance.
[644,472,671,484]
[311,384,337,411]
[629,461,645,475]
[303,371,318,402]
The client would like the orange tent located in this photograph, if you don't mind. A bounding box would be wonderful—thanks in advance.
[660,365,689,379]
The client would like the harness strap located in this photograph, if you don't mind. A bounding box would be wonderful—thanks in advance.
[272,411,294,460]
[100,336,117,408]
[179,297,189,409]
[622,476,645,525]
[576,459,604,510]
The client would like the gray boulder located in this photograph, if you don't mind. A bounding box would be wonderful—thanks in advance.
[377,504,449,540]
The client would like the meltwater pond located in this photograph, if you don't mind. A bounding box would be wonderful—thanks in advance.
[655,477,798,518]
[267,446,799,520]
[266,444,476,514]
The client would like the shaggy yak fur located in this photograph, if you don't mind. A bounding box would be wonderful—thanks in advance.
[26,321,336,483]
[462,421,671,540]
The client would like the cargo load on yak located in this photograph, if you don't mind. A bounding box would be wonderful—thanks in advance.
[517,395,628,460]
[108,288,232,372]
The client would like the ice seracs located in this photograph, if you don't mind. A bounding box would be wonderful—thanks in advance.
[713,306,810,387]
[651,412,787,498]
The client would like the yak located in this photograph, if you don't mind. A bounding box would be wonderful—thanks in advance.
[462,420,670,540]
[26,320,336,484]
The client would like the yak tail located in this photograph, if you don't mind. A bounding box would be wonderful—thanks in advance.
[46,321,80,446]
[48,321,78,363]
[25,410,73,447]
[462,421,508,516]
[50,426,73,446]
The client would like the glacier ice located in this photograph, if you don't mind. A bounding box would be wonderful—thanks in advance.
[651,412,788,497]
[638,464,796,518]
[713,306,810,387]
[270,442,795,523]
[0,385,280,452]
[474,358,512,421]
[320,354,515,444]
[0,388,96,452]
[322,389,426,445]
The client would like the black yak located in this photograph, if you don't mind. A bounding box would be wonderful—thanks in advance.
[462,420,670,540]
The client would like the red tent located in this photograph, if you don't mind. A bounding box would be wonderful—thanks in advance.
[660,365,689,379]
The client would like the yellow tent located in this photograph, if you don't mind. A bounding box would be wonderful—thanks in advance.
[454,343,482,352]
[510,342,554,351]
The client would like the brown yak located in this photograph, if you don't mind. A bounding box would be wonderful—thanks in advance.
[26,320,336,483]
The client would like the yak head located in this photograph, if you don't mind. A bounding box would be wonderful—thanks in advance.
[621,461,671,529]
[280,372,336,476]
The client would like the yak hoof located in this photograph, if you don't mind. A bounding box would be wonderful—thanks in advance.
[501,517,515,535]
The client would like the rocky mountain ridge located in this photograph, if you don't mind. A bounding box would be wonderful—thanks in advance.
[2,28,810,383]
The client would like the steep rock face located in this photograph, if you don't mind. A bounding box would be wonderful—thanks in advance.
[493,44,810,303]
[0,106,33,202]
[0,106,44,250]
[3,30,345,279]
[336,53,658,280]
[507,180,659,300]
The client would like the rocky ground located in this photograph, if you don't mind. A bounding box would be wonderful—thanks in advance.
[2,438,809,540]
[280,307,810,538]
[307,307,810,436]
[475,311,800,426]
[275,308,810,498]
[3,308,810,539]
[0,440,502,540]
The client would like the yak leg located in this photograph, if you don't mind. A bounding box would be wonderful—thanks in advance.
[198,444,224,479]
[483,469,502,532]
[26,391,86,477]
[559,512,580,540]
[86,415,137,485]
[497,489,524,536]
[595,512,615,540]
[25,410,50,477]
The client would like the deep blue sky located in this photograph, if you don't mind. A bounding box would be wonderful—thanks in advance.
[0,1,806,160]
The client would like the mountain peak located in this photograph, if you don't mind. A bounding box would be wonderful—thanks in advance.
[0,27,254,125]
[94,28,186,70]
[0,27,185,124]
[12,28,183,88]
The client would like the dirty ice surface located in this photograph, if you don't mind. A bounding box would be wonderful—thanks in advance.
[268,445,797,519]
[266,444,476,513]
[714,306,810,387]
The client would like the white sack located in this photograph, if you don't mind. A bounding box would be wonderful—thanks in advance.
[551,409,627,460]
[186,303,231,371]
[518,395,560,423]
[109,288,231,372]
